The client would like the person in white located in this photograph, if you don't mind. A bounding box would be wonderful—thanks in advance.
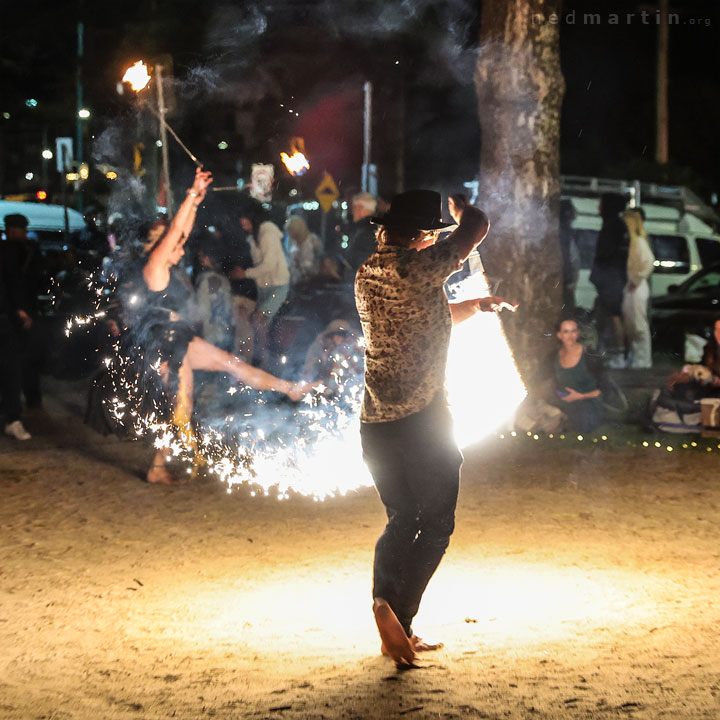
[286,214,323,285]
[621,208,655,368]
[232,203,290,367]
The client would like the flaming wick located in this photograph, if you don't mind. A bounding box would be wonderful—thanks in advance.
[280,151,310,176]
[122,61,151,92]
[280,137,310,176]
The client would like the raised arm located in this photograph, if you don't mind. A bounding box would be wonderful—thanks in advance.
[445,205,490,261]
[148,168,213,266]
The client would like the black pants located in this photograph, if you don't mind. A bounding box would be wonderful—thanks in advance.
[361,394,463,637]
[19,321,44,407]
[0,318,23,423]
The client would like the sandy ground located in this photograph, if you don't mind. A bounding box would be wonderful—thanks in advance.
[1,379,720,720]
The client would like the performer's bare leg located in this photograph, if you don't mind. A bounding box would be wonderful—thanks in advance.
[373,598,416,667]
[183,337,308,399]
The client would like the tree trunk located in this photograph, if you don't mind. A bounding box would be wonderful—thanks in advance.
[475,0,565,384]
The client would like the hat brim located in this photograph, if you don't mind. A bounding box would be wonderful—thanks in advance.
[370,214,456,231]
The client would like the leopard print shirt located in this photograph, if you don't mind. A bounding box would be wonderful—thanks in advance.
[355,240,463,423]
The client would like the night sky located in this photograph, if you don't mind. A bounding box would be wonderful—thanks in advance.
[0,0,718,205]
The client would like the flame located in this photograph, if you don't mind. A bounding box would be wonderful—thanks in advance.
[446,272,527,447]
[280,151,310,176]
[123,61,151,92]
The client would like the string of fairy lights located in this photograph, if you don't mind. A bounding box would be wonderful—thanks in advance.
[497,429,720,454]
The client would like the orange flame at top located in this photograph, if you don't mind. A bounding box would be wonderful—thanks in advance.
[281,137,310,176]
[280,151,310,176]
[123,61,151,92]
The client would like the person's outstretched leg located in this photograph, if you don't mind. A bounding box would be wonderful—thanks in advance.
[182,337,302,397]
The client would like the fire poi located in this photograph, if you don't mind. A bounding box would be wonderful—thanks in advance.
[122,60,203,168]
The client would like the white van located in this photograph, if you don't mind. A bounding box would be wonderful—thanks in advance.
[563,182,720,311]
[0,199,86,250]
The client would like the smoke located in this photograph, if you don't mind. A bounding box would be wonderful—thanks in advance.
[92,125,125,167]
[204,3,268,65]
[178,65,225,100]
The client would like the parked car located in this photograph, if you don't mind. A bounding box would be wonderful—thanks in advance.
[650,261,720,355]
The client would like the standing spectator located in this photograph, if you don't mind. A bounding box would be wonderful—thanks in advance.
[4,214,45,408]
[558,198,580,313]
[621,208,655,368]
[193,236,234,351]
[0,238,31,440]
[590,193,629,368]
[217,221,257,362]
[286,215,323,285]
[231,201,290,368]
[346,192,378,271]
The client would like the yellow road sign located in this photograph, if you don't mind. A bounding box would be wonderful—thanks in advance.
[315,172,339,213]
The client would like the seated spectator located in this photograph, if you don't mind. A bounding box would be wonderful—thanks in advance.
[538,318,608,434]
[667,319,720,397]
[295,255,344,294]
[287,215,323,286]
[302,320,363,399]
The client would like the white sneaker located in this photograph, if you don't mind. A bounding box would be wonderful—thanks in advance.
[5,420,31,441]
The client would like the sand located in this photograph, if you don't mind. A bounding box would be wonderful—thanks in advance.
[1,380,719,719]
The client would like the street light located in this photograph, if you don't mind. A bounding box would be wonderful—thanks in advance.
[78,108,90,119]
[42,149,53,160]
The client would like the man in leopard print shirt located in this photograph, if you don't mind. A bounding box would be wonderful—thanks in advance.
[355,189,515,667]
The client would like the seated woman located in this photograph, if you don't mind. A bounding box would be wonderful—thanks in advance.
[667,318,720,396]
[539,318,607,434]
[134,169,309,484]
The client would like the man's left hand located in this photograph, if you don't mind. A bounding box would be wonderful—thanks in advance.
[476,296,518,313]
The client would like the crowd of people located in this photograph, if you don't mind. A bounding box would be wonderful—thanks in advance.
[2,183,719,452]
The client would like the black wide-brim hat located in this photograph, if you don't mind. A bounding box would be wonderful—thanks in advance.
[371,189,455,231]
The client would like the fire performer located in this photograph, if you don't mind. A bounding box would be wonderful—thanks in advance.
[117,169,309,484]
[355,190,516,666]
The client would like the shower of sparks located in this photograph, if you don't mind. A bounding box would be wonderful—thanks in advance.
[69,266,524,500]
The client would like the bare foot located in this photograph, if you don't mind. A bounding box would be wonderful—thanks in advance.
[410,635,444,652]
[373,598,416,668]
[146,465,178,485]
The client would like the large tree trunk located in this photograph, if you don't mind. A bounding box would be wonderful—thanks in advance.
[475,0,565,384]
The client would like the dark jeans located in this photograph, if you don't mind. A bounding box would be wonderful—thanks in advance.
[20,321,44,407]
[0,318,23,423]
[558,396,605,434]
[361,394,463,637]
